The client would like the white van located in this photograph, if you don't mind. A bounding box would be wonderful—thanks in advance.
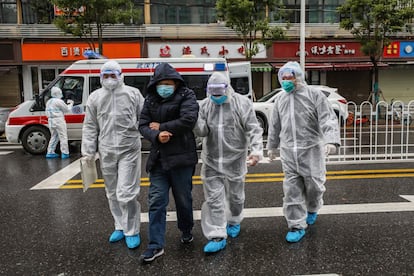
[6,57,252,154]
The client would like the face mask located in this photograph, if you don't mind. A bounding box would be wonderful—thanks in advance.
[156,85,175,98]
[102,78,119,91]
[210,95,227,105]
[281,80,295,93]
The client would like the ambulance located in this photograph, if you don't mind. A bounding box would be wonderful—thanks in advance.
[6,57,252,154]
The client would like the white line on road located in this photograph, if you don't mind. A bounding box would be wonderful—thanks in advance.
[139,195,414,223]
[30,159,81,190]
[0,151,13,155]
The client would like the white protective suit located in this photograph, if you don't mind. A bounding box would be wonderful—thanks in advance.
[46,87,72,155]
[194,72,263,240]
[81,60,145,236]
[267,61,340,230]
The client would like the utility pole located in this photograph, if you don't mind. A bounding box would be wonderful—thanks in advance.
[299,0,305,73]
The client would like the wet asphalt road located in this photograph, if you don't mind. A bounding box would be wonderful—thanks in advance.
[0,142,413,276]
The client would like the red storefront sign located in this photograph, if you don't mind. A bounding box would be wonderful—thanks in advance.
[273,41,366,61]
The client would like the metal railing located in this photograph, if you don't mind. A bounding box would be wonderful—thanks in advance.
[329,100,414,164]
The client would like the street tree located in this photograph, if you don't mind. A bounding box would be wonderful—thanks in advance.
[338,0,414,105]
[51,0,141,56]
[216,0,286,60]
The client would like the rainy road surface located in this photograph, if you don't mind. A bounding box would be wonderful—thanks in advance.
[0,141,413,275]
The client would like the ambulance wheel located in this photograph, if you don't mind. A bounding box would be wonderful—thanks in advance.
[21,125,50,155]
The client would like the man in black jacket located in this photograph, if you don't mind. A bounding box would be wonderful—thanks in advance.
[139,63,199,263]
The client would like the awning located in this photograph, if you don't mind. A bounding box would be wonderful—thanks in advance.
[270,62,333,70]
[251,63,273,72]
[270,62,388,71]
[333,62,388,71]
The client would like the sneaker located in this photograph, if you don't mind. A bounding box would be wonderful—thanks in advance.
[285,229,305,243]
[46,153,59,159]
[203,238,227,253]
[125,234,141,249]
[226,224,241,238]
[140,248,164,263]
[61,153,70,159]
[109,230,125,243]
[181,233,193,244]
[306,212,318,225]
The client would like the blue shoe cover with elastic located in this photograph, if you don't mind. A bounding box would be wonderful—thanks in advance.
[125,234,141,249]
[226,224,241,238]
[109,230,124,243]
[46,153,59,159]
[61,153,70,159]
[286,229,305,243]
[203,239,227,253]
[306,212,318,225]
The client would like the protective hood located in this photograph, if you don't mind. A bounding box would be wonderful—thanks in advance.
[51,87,63,98]
[100,60,124,90]
[147,63,184,94]
[277,61,306,86]
[100,60,122,76]
[206,72,232,97]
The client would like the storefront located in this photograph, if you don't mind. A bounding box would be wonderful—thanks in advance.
[271,40,414,104]
[271,41,380,103]
[21,41,141,101]
[381,41,414,104]
[0,41,21,107]
[145,41,271,99]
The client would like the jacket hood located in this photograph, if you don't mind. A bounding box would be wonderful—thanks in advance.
[147,63,184,94]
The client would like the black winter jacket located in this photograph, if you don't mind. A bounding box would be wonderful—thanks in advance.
[139,63,199,172]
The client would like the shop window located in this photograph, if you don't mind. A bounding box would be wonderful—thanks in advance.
[0,1,17,23]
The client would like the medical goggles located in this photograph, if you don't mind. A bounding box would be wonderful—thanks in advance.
[279,68,296,79]
[100,70,121,78]
[206,83,227,96]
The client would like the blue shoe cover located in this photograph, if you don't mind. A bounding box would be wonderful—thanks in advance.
[61,153,70,159]
[109,230,124,243]
[286,229,305,243]
[203,239,227,253]
[125,234,141,249]
[46,153,59,159]
[306,212,318,225]
[226,224,241,238]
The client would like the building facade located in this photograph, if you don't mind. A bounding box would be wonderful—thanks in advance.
[0,0,413,106]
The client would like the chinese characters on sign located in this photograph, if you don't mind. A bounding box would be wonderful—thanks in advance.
[309,44,356,56]
[158,44,244,58]
[149,42,267,59]
[60,47,99,57]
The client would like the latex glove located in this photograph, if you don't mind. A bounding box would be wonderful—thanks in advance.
[325,144,337,156]
[81,155,95,167]
[247,155,260,166]
[67,99,74,109]
[267,149,278,161]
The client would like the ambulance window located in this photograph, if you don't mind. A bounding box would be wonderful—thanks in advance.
[231,77,249,96]
[181,75,209,100]
[124,76,151,97]
[89,77,101,93]
[45,76,84,106]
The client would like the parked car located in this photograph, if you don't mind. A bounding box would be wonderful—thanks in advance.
[0,107,13,136]
[253,85,348,133]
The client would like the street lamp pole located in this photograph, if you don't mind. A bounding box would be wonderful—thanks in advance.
[300,0,305,73]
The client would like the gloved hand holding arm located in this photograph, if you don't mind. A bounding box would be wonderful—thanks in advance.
[325,144,337,156]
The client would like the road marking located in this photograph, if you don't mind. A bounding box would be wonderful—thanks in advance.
[139,195,414,223]
[0,151,13,155]
[31,157,414,190]
[30,159,81,190]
